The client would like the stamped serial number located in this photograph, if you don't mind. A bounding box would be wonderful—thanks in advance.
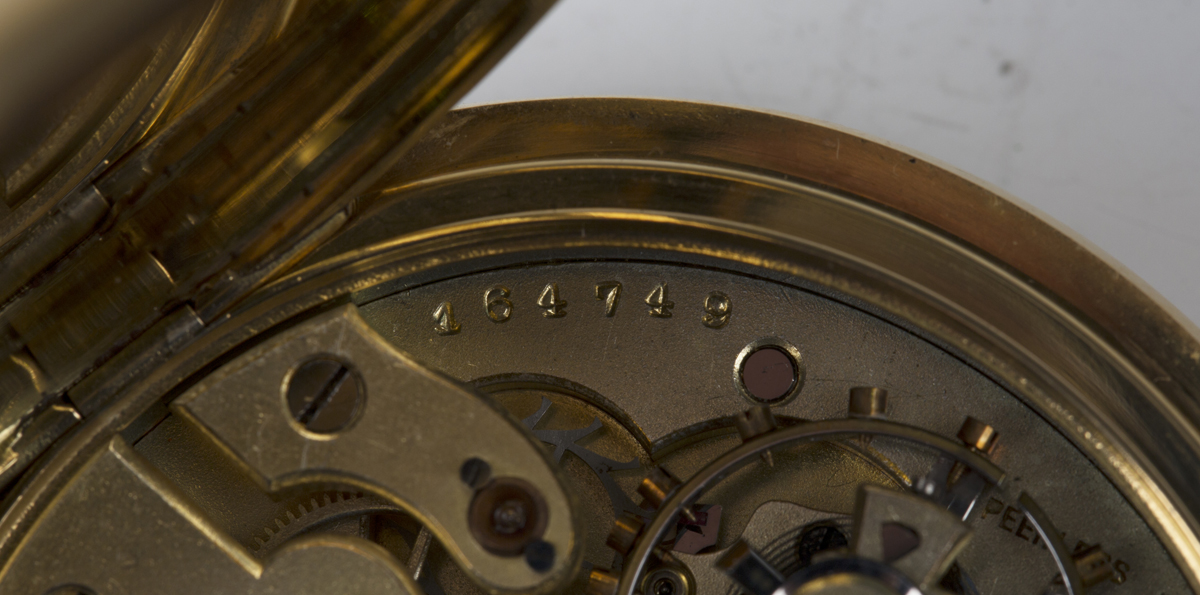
[432,282,732,335]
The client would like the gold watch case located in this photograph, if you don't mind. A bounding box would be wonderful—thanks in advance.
[0,2,1197,595]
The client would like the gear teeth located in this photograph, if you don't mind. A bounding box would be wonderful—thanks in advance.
[607,512,645,556]
[251,490,389,554]
[638,466,697,523]
[522,398,646,518]
[586,568,619,595]
[637,466,679,510]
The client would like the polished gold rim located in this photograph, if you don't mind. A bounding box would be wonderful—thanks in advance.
[3,98,1199,591]
[333,98,1200,586]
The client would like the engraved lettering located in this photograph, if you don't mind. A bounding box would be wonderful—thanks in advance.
[985,496,1132,586]
[1000,506,1020,532]
[1112,559,1129,584]
[1015,516,1037,543]
[645,283,674,318]
[485,286,513,323]
[595,281,622,317]
[538,283,567,318]
[433,302,461,335]
[981,497,1005,520]
[702,291,732,328]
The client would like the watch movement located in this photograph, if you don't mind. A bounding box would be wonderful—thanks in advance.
[0,2,1198,595]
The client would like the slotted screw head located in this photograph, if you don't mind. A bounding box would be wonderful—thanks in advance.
[286,358,363,434]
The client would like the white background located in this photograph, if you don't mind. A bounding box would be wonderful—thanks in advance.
[461,0,1200,327]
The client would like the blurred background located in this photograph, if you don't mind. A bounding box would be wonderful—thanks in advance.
[462,0,1200,327]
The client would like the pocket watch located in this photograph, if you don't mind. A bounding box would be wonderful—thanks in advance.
[1,2,1198,594]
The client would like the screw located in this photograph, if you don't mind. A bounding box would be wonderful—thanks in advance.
[468,477,548,556]
[652,577,677,595]
[525,539,555,572]
[286,358,363,434]
[643,567,691,595]
[492,499,529,535]
[460,457,491,489]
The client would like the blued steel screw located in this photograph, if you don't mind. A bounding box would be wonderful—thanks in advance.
[492,499,529,535]
[525,539,555,572]
[460,457,492,489]
[468,477,548,557]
